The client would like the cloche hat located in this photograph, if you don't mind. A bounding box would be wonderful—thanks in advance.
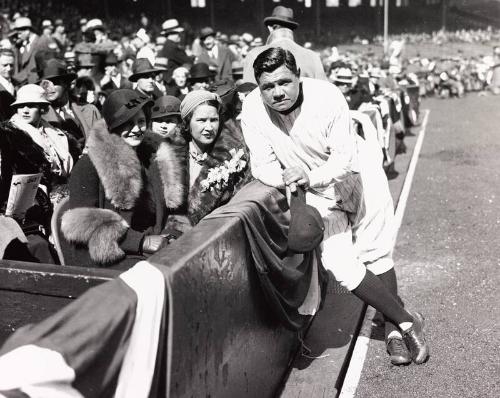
[11,84,50,107]
[102,89,153,131]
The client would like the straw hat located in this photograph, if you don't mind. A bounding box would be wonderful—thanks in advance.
[11,84,49,107]
[332,67,355,84]
[13,17,33,31]
[161,19,184,34]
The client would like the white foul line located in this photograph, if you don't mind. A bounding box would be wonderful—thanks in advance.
[338,109,431,398]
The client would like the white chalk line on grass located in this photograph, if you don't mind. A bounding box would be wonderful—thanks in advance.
[338,109,431,398]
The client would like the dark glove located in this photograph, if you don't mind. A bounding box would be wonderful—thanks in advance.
[141,235,167,254]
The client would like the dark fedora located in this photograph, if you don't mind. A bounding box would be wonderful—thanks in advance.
[102,89,153,131]
[151,95,181,120]
[287,187,325,254]
[128,58,166,82]
[199,26,216,40]
[189,63,215,82]
[264,6,299,30]
[38,58,77,83]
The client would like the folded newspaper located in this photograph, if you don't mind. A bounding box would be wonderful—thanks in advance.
[5,173,42,220]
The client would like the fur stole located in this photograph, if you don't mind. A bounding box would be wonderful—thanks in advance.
[86,121,187,210]
[61,207,129,265]
[188,119,252,224]
[86,120,142,210]
[137,132,188,209]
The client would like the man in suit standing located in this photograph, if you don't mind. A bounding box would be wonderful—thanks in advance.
[242,6,326,84]
[100,52,132,96]
[40,58,101,149]
[12,17,52,84]
[196,27,235,83]
[157,19,193,82]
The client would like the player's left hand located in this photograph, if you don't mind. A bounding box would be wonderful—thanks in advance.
[282,167,310,192]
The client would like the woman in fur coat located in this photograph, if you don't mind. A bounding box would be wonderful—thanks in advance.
[61,89,186,268]
[168,90,252,230]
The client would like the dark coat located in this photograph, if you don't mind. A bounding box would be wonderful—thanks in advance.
[158,39,193,80]
[100,76,133,96]
[0,122,53,229]
[196,44,235,82]
[0,83,15,122]
[169,119,252,230]
[61,121,187,268]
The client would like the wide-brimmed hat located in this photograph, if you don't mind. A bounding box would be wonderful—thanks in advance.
[332,67,354,84]
[128,58,166,82]
[151,96,181,120]
[13,17,33,31]
[200,26,216,40]
[11,84,50,107]
[38,58,77,83]
[76,53,95,68]
[102,89,153,131]
[263,6,299,30]
[188,63,215,82]
[161,19,184,35]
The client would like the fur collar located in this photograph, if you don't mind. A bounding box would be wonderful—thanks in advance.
[86,120,143,210]
[138,132,188,209]
[86,121,187,210]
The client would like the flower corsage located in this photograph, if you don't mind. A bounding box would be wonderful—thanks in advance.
[200,148,247,192]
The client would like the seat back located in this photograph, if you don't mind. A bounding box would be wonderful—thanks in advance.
[50,196,70,265]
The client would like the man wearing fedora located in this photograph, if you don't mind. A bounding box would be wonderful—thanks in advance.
[129,58,165,100]
[40,58,101,148]
[12,17,53,84]
[100,52,132,96]
[241,48,429,366]
[158,19,193,81]
[242,6,326,84]
[188,62,215,91]
[196,26,235,83]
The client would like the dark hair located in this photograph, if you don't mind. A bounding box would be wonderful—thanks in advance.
[253,47,299,83]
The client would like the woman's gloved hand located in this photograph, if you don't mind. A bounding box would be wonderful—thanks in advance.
[141,235,167,254]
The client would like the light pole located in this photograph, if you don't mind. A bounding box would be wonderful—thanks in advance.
[383,0,389,56]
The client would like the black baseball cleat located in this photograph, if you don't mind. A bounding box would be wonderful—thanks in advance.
[402,311,430,364]
[386,337,411,366]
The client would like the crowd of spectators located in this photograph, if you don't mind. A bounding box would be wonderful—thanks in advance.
[0,6,499,265]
